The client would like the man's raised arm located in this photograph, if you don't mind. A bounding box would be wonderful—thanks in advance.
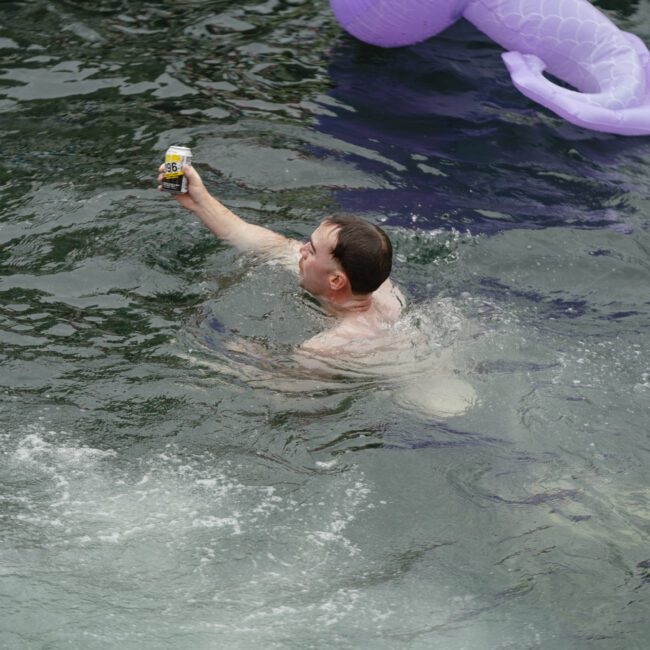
[158,164,298,259]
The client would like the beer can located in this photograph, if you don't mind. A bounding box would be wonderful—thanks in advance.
[162,145,192,193]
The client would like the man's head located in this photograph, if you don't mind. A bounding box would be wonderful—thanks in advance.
[298,214,392,299]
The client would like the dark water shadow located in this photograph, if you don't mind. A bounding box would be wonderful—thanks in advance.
[314,20,650,235]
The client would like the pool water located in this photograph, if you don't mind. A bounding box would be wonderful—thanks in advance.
[1,1,649,648]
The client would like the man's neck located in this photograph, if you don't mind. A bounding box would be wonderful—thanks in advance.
[317,292,373,317]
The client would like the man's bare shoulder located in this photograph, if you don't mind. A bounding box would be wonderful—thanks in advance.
[255,237,301,272]
[299,325,354,355]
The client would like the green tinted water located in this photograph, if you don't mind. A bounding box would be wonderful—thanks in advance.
[1,1,650,648]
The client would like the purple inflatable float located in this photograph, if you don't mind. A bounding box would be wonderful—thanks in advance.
[329,0,650,135]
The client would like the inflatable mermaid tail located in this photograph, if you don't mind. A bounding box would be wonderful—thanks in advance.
[329,0,650,135]
[463,0,650,135]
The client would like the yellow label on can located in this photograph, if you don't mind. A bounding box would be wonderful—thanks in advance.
[162,146,192,193]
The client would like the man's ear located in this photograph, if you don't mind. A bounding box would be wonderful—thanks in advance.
[329,271,348,291]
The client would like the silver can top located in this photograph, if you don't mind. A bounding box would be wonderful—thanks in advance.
[166,145,192,155]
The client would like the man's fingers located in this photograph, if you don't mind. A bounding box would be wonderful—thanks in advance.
[157,164,165,190]
[183,164,204,191]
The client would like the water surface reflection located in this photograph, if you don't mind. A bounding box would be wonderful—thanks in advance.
[1,0,650,648]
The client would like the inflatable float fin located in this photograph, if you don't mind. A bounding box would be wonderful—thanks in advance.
[502,50,650,136]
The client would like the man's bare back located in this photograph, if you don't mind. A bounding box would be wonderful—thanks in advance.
[299,278,405,353]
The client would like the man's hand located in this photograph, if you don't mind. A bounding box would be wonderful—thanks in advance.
[157,163,210,213]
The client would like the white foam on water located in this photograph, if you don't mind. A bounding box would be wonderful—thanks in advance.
[3,427,117,531]
[191,515,242,534]
[13,430,116,465]
[3,424,377,590]
[3,428,253,555]
[1,426,390,650]
[6,414,565,648]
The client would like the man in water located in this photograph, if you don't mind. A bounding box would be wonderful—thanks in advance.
[158,164,405,352]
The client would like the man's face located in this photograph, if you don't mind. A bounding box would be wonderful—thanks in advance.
[298,221,342,297]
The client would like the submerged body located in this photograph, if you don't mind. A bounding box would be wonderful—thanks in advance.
[158,163,474,418]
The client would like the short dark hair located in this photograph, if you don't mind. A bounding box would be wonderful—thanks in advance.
[324,214,392,295]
